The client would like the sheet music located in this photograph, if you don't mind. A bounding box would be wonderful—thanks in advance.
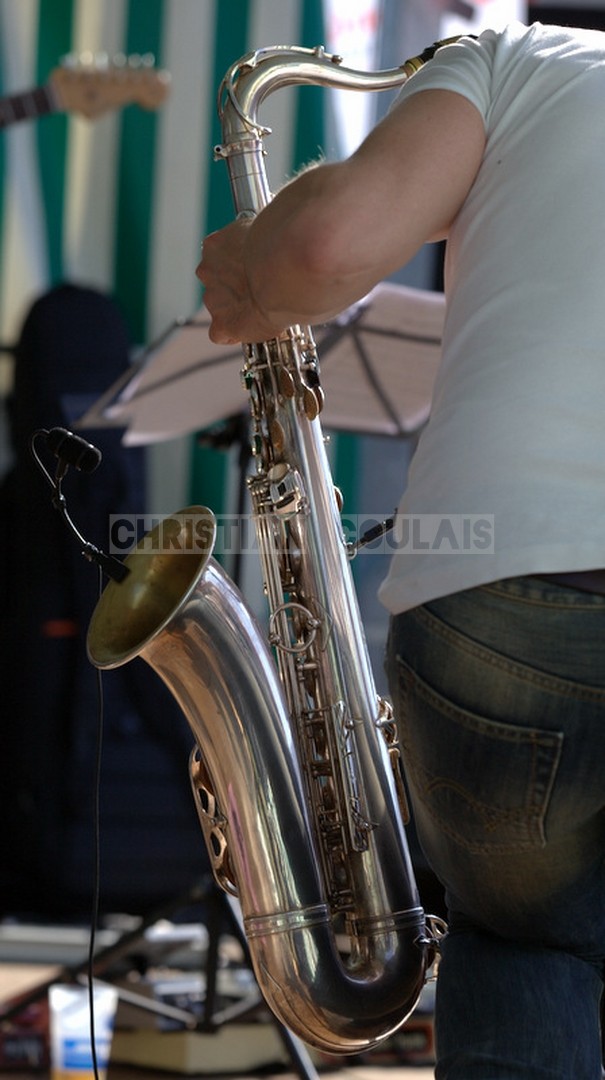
[76,282,445,444]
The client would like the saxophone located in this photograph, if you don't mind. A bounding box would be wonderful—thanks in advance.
[88,40,456,1053]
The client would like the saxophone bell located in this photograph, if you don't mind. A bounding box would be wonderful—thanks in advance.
[87,507,429,1052]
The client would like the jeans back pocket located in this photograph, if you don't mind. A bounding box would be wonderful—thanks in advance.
[396,655,563,855]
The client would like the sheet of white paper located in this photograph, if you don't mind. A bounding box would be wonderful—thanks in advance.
[76,282,445,444]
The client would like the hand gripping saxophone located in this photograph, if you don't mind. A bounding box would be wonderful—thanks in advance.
[88,40,456,1054]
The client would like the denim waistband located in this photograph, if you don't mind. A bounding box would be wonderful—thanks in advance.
[534,570,605,596]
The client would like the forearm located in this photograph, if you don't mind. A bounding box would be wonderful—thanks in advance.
[243,161,386,328]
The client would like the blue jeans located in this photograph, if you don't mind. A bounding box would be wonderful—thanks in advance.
[385,576,605,1079]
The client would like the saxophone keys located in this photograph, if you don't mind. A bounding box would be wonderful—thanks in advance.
[389,745,411,825]
[303,384,324,420]
[267,461,306,516]
[269,417,286,454]
[278,365,296,398]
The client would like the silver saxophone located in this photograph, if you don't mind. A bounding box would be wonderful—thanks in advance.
[88,40,456,1053]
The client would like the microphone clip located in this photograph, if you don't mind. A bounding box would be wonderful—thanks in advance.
[30,427,130,584]
[81,539,130,584]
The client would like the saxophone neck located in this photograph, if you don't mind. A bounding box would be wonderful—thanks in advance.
[214,38,468,216]
[215,45,411,216]
[217,43,418,138]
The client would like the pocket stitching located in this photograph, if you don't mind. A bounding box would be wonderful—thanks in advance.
[397,655,563,854]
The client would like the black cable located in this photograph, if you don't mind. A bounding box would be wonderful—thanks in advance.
[87,564,104,1080]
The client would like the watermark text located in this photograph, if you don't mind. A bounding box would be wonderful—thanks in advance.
[108,512,495,557]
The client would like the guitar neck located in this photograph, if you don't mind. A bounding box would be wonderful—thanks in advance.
[0,84,57,129]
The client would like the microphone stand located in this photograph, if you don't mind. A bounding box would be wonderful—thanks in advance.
[51,483,129,584]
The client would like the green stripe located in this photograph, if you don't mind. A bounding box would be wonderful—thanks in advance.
[204,0,251,235]
[35,0,74,284]
[293,0,361,521]
[332,431,359,511]
[293,0,326,168]
[189,0,252,524]
[114,0,165,342]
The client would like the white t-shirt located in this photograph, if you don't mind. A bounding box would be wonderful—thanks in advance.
[378,21,605,615]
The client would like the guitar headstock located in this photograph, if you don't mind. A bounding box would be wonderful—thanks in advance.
[49,52,171,118]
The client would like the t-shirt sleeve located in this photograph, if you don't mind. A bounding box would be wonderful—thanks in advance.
[392,28,500,126]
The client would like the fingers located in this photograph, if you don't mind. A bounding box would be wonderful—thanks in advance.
[207,324,241,346]
[195,220,278,344]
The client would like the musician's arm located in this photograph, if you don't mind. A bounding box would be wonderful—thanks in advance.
[198,88,485,344]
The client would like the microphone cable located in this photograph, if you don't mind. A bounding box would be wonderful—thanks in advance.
[29,427,127,1080]
[86,563,105,1080]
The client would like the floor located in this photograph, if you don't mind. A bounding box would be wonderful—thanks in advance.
[105,1069,434,1080]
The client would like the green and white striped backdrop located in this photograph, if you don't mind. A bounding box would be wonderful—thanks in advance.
[0,0,366,512]
[0,0,340,340]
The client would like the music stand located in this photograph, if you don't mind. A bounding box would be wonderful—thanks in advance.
[75,281,445,444]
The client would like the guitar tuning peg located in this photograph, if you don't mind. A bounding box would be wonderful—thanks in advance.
[48,52,169,117]
[125,53,155,69]
[93,51,110,70]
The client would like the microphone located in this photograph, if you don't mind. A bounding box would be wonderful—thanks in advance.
[46,427,102,475]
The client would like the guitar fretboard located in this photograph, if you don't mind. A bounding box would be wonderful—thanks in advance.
[0,86,56,129]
